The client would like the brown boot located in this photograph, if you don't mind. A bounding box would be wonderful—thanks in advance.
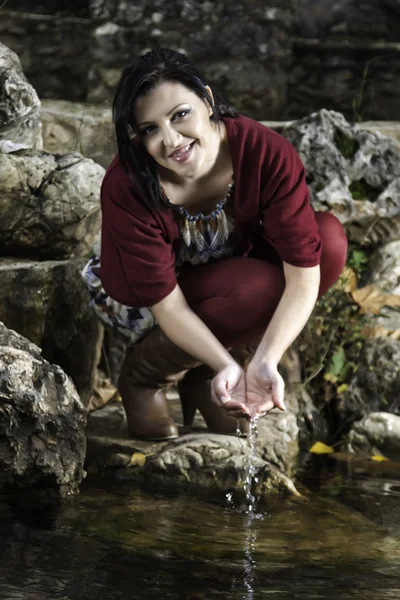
[119,328,200,440]
[178,364,249,436]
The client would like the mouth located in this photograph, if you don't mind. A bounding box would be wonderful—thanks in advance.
[168,142,194,163]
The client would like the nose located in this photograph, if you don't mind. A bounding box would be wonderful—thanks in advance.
[162,125,182,149]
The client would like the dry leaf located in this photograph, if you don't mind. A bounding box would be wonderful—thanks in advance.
[336,267,358,293]
[309,441,334,454]
[128,452,146,467]
[351,284,400,314]
[88,380,119,412]
[371,455,389,462]
[361,326,400,340]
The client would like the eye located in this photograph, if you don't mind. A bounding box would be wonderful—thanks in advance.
[140,125,157,136]
[173,109,191,120]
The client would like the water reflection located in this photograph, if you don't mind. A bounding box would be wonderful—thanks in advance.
[0,471,400,599]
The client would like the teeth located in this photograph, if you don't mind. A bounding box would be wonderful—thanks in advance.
[172,144,191,158]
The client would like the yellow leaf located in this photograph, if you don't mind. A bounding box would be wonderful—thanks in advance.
[128,452,146,467]
[309,442,335,454]
[337,383,348,394]
[323,372,337,383]
[336,267,358,293]
[351,284,400,315]
[371,455,389,462]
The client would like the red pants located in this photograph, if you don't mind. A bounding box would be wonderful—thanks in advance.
[177,212,347,348]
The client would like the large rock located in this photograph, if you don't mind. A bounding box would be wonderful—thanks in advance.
[344,412,400,460]
[289,1,400,121]
[0,148,104,259]
[0,42,42,149]
[0,11,91,103]
[40,99,116,168]
[295,0,400,41]
[88,1,294,119]
[0,323,87,496]
[85,389,301,497]
[0,258,103,407]
[335,337,400,427]
[365,240,400,295]
[282,109,400,246]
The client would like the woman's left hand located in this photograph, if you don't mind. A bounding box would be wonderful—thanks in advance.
[245,360,286,419]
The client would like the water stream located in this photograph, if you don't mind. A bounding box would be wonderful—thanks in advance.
[1,457,400,599]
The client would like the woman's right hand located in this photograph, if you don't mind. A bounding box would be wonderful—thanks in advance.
[211,363,251,419]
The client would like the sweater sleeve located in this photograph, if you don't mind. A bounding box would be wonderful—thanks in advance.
[261,138,322,268]
[100,168,177,308]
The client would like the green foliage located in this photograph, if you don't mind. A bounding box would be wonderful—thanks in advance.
[347,248,369,275]
[298,277,370,406]
[334,129,359,159]
[349,179,382,202]
[324,346,356,385]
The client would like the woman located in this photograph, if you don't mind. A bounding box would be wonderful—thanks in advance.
[83,47,347,440]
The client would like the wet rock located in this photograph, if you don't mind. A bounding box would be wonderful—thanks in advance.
[0,258,103,407]
[0,149,104,259]
[344,412,400,461]
[85,392,300,497]
[335,337,400,428]
[0,322,87,496]
[40,99,116,169]
[0,42,42,149]
[282,109,400,246]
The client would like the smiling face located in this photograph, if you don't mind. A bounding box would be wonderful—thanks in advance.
[134,81,221,183]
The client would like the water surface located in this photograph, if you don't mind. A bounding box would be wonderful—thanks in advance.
[0,464,400,600]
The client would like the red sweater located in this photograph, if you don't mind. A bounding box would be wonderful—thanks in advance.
[100,115,322,308]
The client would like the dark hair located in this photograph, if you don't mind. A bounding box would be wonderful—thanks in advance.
[112,47,237,211]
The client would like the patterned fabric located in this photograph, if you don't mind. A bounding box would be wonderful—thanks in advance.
[82,182,236,343]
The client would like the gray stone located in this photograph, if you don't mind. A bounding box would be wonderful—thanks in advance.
[40,99,116,168]
[0,149,104,259]
[344,412,400,460]
[87,1,294,119]
[0,42,42,149]
[0,11,91,103]
[0,258,103,407]
[0,322,87,496]
[365,240,400,295]
[295,0,400,42]
[289,1,400,121]
[85,393,301,497]
[281,109,400,246]
[335,337,400,426]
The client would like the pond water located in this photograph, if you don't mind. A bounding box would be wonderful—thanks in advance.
[1,462,400,600]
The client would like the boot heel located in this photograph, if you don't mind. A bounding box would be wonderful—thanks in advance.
[180,393,196,427]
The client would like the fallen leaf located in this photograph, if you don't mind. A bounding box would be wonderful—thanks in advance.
[361,326,400,340]
[88,378,119,412]
[336,267,358,293]
[128,452,146,467]
[309,441,335,454]
[337,383,348,394]
[371,455,389,462]
[351,284,400,314]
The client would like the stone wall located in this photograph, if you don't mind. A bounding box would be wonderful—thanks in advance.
[2,0,400,120]
[287,0,400,120]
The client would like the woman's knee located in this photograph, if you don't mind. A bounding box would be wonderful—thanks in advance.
[315,212,348,296]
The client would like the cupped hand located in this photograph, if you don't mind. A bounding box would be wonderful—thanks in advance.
[211,362,251,419]
[245,360,286,419]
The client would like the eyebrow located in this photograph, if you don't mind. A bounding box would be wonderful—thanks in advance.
[137,103,187,128]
